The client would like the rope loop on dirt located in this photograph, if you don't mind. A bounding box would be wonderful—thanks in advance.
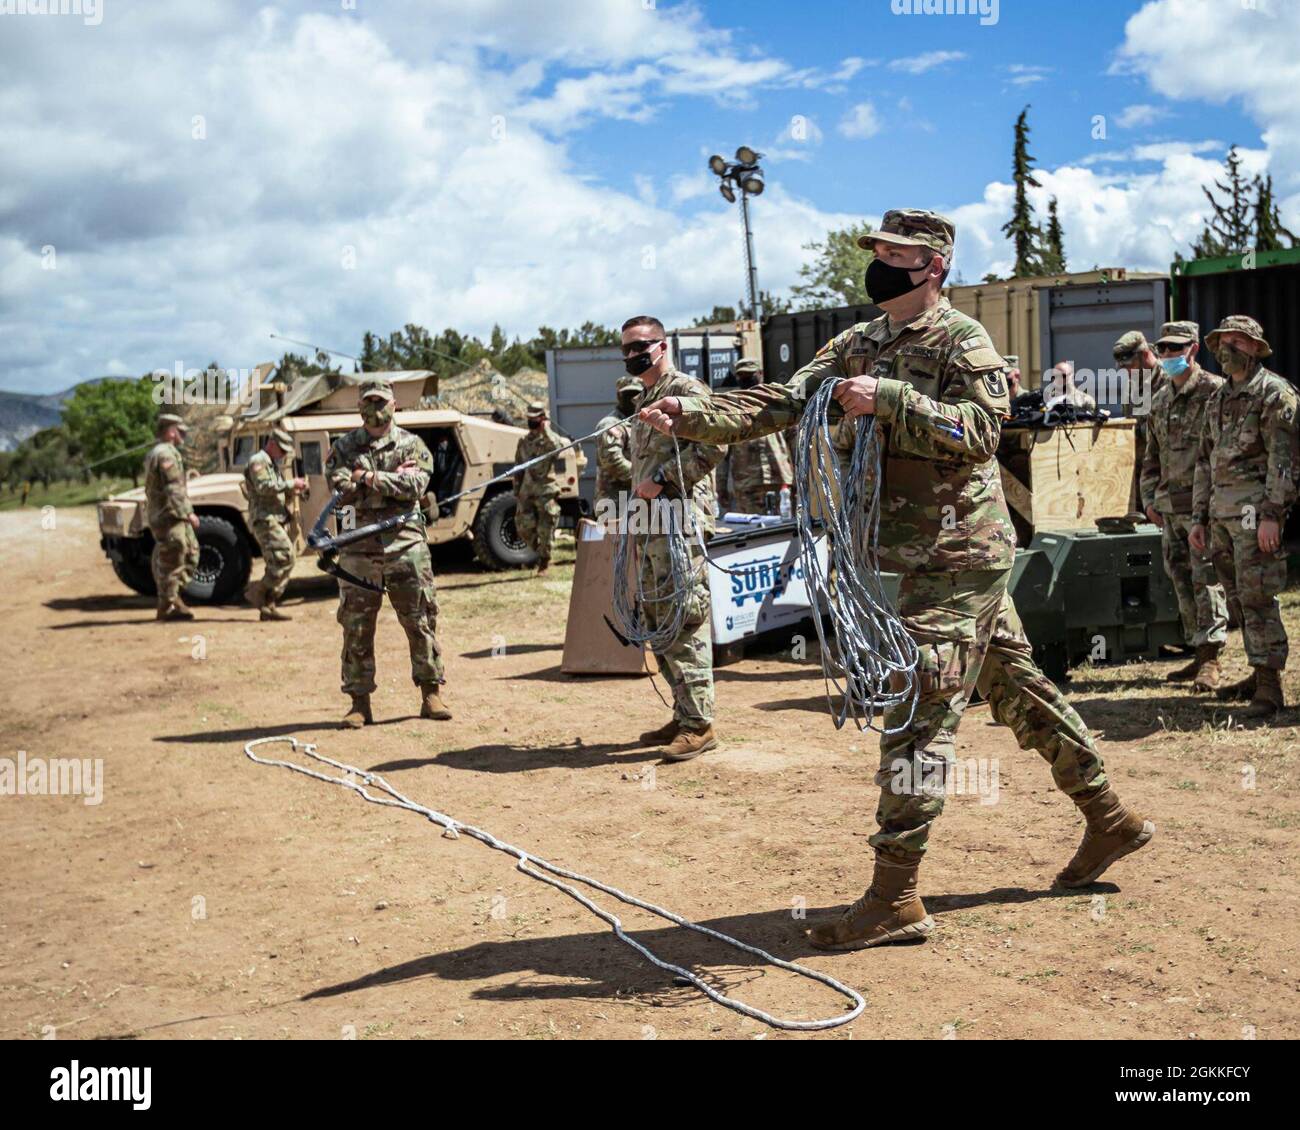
[243,735,865,1032]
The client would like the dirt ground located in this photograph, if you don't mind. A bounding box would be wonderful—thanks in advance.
[2,506,1298,1041]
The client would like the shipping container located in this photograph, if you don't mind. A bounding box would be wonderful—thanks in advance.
[545,322,759,501]
[1172,247,1300,387]
[763,270,1168,414]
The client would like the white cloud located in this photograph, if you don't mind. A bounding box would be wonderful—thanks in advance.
[888,50,967,75]
[0,2,851,393]
[1116,103,1171,129]
[1006,64,1051,87]
[839,103,882,141]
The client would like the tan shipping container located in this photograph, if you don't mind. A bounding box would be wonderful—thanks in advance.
[944,269,1160,387]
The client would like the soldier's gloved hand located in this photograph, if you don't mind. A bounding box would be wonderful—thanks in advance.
[633,478,663,500]
[1189,523,1208,553]
[639,397,680,435]
[293,477,308,493]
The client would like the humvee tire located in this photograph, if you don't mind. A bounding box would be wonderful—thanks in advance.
[185,514,252,604]
[111,553,156,597]
[472,491,537,570]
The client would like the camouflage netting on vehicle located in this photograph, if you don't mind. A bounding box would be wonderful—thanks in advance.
[434,360,548,423]
[246,370,435,422]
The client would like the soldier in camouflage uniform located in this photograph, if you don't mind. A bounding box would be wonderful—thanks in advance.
[1115,331,1160,518]
[325,377,451,727]
[593,376,639,513]
[143,413,199,621]
[1191,316,1299,719]
[623,314,725,762]
[513,402,564,574]
[642,210,1154,948]
[1140,321,1228,690]
[243,426,307,621]
[718,359,793,515]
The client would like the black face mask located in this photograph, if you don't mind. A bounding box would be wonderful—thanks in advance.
[623,348,657,377]
[738,374,760,389]
[865,257,928,304]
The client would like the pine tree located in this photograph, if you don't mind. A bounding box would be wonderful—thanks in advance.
[1042,196,1067,274]
[1252,174,1297,252]
[1002,106,1043,277]
[1193,145,1254,257]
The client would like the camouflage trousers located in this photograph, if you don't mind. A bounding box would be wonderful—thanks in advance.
[640,534,714,728]
[151,520,199,604]
[870,569,1107,860]
[1209,517,1289,669]
[336,541,444,696]
[250,518,296,604]
[516,488,560,564]
[1161,512,1228,648]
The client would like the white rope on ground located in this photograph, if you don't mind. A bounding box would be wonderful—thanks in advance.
[793,378,919,732]
[243,735,865,1032]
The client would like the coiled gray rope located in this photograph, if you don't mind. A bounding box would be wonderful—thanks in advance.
[794,379,919,732]
[244,736,865,1032]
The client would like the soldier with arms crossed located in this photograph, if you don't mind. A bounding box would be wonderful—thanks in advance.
[641,210,1154,950]
[326,378,451,727]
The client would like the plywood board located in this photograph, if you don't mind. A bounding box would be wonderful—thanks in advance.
[1021,420,1136,531]
[561,520,657,676]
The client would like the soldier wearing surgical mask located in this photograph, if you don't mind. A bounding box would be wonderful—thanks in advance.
[1190,316,1299,719]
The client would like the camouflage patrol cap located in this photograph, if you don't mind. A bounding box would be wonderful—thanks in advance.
[156,412,188,434]
[857,209,956,261]
[269,426,294,450]
[526,401,547,418]
[1155,320,1199,347]
[733,359,761,375]
[358,377,395,402]
[615,375,641,393]
[1205,314,1272,358]
[1112,330,1149,362]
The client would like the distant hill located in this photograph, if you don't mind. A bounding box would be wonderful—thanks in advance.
[0,378,120,451]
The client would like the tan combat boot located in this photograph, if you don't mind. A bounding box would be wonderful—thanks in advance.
[1239,667,1284,720]
[342,695,372,728]
[807,853,934,951]
[639,718,680,745]
[1055,784,1155,888]
[243,581,264,609]
[260,602,291,622]
[536,561,550,576]
[1191,645,1222,692]
[663,724,716,762]
[1216,670,1257,702]
[160,599,195,622]
[420,684,452,721]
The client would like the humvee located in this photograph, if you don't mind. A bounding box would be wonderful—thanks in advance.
[97,369,587,602]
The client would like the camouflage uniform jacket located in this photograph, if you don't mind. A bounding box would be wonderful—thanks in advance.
[325,424,433,553]
[1193,365,1300,525]
[1140,364,1224,516]
[513,424,565,496]
[631,369,724,537]
[722,430,793,502]
[594,412,633,500]
[244,449,294,525]
[143,441,194,529]
[672,299,1015,573]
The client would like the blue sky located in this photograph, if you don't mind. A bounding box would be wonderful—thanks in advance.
[0,0,1293,393]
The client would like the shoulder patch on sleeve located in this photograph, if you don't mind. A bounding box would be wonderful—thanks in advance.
[953,344,1006,373]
